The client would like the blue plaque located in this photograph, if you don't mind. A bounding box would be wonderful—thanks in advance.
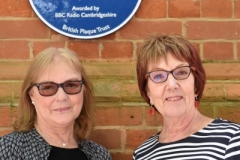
[29,0,141,39]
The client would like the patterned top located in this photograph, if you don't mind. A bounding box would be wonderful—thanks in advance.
[133,118,240,160]
[0,128,112,160]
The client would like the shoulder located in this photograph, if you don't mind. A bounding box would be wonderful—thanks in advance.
[210,118,240,131]
[0,129,40,144]
[0,131,30,158]
[133,132,159,154]
[79,139,112,160]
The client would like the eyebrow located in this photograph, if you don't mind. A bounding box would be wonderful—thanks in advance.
[36,78,82,84]
[150,63,189,72]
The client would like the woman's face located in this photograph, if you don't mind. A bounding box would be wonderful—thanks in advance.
[147,53,196,118]
[29,57,84,127]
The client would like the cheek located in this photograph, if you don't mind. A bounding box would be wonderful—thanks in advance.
[147,82,164,99]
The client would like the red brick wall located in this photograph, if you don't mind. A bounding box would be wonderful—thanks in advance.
[1,0,240,159]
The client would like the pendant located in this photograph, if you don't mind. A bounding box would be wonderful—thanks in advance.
[62,143,66,147]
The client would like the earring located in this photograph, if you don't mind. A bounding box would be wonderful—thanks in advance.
[32,101,35,105]
[195,96,199,108]
[148,104,156,115]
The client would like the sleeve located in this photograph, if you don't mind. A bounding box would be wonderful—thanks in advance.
[225,129,240,160]
[0,135,22,160]
[81,139,112,160]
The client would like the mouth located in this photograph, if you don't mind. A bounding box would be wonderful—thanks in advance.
[165,96,182,101]
[53,107,71,112]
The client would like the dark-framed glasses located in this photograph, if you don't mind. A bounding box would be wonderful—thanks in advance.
[146,66,195,84]
[34,80,83,96]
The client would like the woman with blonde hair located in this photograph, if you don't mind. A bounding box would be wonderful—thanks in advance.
[0,47,111,159]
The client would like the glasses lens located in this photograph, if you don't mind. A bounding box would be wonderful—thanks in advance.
[173,67,191,80]
[149,71,168,83]
[38,82,58,96]
[62,81,82,94]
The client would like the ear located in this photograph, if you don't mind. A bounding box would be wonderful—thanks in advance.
[28,88,35,102]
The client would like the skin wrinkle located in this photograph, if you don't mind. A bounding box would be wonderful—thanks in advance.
[147,52,207,143]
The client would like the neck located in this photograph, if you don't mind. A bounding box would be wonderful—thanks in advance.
[159,109,211,143]
[35,122,77,148]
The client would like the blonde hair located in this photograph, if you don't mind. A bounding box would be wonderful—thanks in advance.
[13,47,94,141]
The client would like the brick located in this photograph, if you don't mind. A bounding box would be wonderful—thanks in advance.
[93,80,121,101]
[135,0,166,18]
[0,106,12,127]
[203,63,240,80]
[215,106,240,124]
[145,107,163,126]
[121,83,142,102]
[95,107,143,126]
[111,152,133,160]
[95,32,116,40]
[0,41,29,59]
[102,42,133,59]
[192,43,200,56]
[198,105,214,118]
[236,42,240,60]
[0,128,13,137]
[0,83,13,103]
[0,20,48,39]
[168,0,200,18]
[202,84,225,101]
[0,61,30,80]
[33,41,65,56]
[126,129,157,149]
[202,0,232,18]
[89,129,121,149]
[234,0,240,18]
[203,42,233,60]
[68,41,99,59]
[13,82,22,103]
[119,20,182,39]
[186,21,240,39]
[83,62,133,78]
[0,0,32,17]
[224,84,240,101]
[50,29,69,41]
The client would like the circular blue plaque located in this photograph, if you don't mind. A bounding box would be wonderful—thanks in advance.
[29,0,141,39]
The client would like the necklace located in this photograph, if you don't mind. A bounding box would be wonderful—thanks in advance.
[38,127,69,147]
[42,132,68,147]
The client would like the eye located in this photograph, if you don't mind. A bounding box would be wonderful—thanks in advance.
[64,81,80,88]
[40,83,56,90]
[150,71,167,82]
[173,67,191,79]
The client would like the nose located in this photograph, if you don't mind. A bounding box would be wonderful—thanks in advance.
[165,73,179,90]
[55,87,68,100]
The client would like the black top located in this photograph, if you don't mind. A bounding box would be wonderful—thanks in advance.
[48,146,88,160]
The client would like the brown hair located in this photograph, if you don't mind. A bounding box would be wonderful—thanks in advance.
[137,34,206,105]
[13,47,94,141]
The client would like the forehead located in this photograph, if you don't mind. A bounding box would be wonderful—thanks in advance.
[147,53,188,71]
[36,57,81,82]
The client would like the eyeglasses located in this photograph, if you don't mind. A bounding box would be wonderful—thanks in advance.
[34,80,83,96]
[146,66,195,84]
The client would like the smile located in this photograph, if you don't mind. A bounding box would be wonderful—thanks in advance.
[166,96,182,101]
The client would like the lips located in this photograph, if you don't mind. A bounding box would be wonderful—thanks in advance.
[53,107,70,112]
[166,96,182,101]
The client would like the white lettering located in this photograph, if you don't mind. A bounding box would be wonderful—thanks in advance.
[79,28,97,35]
[67,13,80,18]
[96,25,110,32]
[55,13,65,18]
[62,24,78,33]
[72,6,93,11]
